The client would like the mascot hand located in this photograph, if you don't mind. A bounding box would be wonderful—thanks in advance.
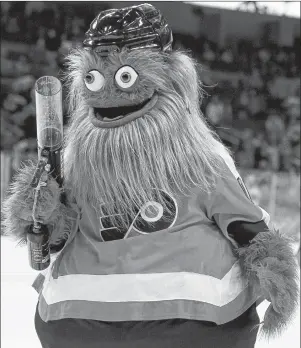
[237,230,299,338]
[2,161,62,244]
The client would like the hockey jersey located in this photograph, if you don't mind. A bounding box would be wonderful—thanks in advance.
[33,157,270,324]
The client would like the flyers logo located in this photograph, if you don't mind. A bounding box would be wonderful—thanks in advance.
[99,190,178,242]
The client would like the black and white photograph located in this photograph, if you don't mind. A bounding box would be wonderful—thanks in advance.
[1,1,300,347]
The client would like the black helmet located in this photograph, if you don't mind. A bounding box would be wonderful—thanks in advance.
[83,3,173,55]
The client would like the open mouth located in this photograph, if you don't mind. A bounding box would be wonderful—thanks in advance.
[95,97,151,121]
[89,93,158,128]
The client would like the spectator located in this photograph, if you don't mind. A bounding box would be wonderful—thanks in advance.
[284,87,300,126]
[249,88,265,116]
[249,68,263,89]
[236,128,255,168]
[1,93,25,150]
[258,47,271,66]
[235,81,249,111]
[11,75,35,94]
[265,110,286,146]
[202,42,216,66]
[279,135,293,172]
[236,107,251,122]
[222,96,233,126]
[205,95,224,128]
[25,2,46,45]
[253,133,266,169]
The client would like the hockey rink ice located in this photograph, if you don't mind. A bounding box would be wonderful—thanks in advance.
[1,237,300,348]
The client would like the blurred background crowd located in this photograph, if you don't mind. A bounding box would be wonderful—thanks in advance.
[1,1,300,206]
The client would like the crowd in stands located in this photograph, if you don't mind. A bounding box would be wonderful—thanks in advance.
[200,37,300,78]
[202,80,300,172]
[1,2,300,176]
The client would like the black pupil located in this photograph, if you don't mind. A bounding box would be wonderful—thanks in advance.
[86,74,93,83]
[121,73,131,82]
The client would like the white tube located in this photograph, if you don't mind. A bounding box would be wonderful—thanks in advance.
[35,76,63,151]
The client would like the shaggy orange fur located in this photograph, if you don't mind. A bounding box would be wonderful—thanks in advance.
[1,161,75,246]
[237,229,299,338]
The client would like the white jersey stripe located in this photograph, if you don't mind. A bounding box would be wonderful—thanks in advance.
[42,261,247,307]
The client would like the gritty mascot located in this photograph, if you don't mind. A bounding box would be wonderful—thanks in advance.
[2,4,299,348]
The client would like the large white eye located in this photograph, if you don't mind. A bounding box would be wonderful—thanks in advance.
[115,66,138,89]
[84,70,105,92]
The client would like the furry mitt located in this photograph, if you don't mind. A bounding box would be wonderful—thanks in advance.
[1,161,74,246]
[236,229,299,338]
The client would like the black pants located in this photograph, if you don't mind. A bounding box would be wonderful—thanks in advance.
[35,304,259,348]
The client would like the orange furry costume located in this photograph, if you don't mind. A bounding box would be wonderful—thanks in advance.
[2,4,299,348]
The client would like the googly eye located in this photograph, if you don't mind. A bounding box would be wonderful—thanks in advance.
[115,66,138,89]
[84,70,105,92]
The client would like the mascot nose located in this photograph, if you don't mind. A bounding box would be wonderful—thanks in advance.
[114,65,139,91]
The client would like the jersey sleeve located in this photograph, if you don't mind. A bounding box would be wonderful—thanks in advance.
[205,155,271,246]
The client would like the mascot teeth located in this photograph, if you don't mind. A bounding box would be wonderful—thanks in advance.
[102,116,123,121]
